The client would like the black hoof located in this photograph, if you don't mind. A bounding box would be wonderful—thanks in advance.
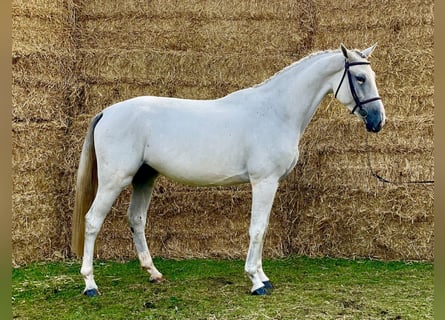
[263,281,274,290]
[84,288,99,297]
[251,286,270,296]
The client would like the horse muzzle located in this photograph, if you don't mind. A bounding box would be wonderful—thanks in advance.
[363,107,385,133]
[366,119,383,133]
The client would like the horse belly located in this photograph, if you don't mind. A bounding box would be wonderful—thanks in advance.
[161,167,249,186]
[144,131,250,186]
[147,153,250,186]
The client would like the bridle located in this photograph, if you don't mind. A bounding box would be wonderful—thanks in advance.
[334,60,433,185]
[334,59,382,117]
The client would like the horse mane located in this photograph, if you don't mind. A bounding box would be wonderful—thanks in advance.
[253,49,338,88]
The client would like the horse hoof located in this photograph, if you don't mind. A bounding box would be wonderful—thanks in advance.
[150,277,164,284]
[84,289,99,297]
[263,281,274,290]
[251,286,270,296]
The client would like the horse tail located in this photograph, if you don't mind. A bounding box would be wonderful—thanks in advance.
[71,113,103,257]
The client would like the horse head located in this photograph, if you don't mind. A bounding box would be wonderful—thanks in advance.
[334,43,386,133]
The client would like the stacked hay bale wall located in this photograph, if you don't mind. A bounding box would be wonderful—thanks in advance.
[12,0,433,264]
[12,0,78,264]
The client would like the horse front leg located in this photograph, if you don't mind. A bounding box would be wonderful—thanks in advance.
[245,178,278,295]
[128,165,163,283]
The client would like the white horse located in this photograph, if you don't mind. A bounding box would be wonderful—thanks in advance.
[71,44,385,296]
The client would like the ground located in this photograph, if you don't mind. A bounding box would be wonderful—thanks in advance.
[12,256,433,319]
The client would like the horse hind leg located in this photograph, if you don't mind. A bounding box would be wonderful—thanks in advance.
[81,182,126,296]
[128,164,163,283]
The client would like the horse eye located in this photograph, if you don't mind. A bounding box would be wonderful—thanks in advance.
[358,108,368,117]
[356,76,366,84]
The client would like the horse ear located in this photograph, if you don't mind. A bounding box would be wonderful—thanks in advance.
[362,43,378,58]
[340,43,349,59]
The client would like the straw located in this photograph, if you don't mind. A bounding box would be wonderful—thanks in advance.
[12,0,433,264]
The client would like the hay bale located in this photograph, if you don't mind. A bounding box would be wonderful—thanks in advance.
[76,49,292,95]
[12,0,78,265]
[12,122,70,265]
[12,84,68,122]
[78,18,303,55]
[12,122,66,181]
[12,0,434,263]
[79,0,303,20]
[146,185,288,259]
[12,16,74,55]
[285,185,433,260]
[280,0,434,261]
[12,0,70,15]
[294,116,434,187]
[12,192,66,265]
[72,0,312,120]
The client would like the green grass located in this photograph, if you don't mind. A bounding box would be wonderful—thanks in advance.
[12,257,433,319]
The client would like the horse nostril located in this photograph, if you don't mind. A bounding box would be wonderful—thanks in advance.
[377,120,383,130]
[373,120,383,132]
[366,120,383,133]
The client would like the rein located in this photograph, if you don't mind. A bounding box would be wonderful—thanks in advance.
[334,60,382,117]
[365,133,434,185]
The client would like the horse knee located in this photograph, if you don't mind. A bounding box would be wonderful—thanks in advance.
[245,258,261,276]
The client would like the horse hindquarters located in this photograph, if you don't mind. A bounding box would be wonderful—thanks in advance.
[72,112,142,295]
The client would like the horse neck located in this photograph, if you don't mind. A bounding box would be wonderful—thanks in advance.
[254,51,342,134]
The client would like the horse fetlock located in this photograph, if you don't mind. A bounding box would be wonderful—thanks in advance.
[250,280,268,294]
[257,268,269,283]
[138,251,154,268]
[147,267,163,282]
[245,268,265,293]
[80,264,93,278]
[244,262,257,276]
